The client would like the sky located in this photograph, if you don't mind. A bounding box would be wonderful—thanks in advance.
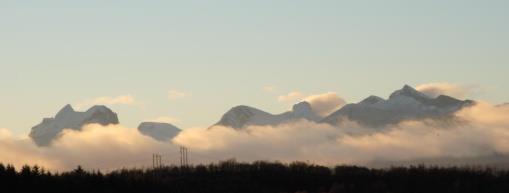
[1,0,508,135]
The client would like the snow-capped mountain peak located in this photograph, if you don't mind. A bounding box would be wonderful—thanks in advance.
[359,95,385,105]
[389,84,430,101]
[212,84,472,130]
[213,102,322,129]
[322,85,474,127]
[55,104,75,119]
[29,105,119,146]
[87,105,111,113]
[214,105,275,129]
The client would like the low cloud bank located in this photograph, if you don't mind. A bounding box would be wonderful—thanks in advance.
[0,125,177,171]
[1,103,509,171]
[174,102,509,166]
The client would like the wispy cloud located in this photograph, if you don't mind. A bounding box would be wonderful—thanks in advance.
[75,95,137,110]
[168,90,190,100]
[278,91,346,116]
[304,92,346,117]
[416,82,479,99]
[263,85,277,92]
[277,91,305,103]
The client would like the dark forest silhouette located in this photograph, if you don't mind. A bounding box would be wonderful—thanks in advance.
[1,160,509,193]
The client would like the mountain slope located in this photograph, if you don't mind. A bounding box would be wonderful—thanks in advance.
[29,105,119,146]
[213,101,321,129]
[322,85,474,127]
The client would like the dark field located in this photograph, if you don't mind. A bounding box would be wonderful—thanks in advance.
[2,160,509,193]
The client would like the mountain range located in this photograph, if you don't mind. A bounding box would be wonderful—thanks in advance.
[322,85,474,127]
[29,85,476,146]
[213,101,321,129]
[29,105,182,146]
[211,85,474,129]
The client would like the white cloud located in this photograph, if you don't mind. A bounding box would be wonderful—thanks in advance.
[173,102,509,166]
[0,128,12,139]
[278,92,347,116]
[2,102,509,171]
[0,128,62,170]
[50,124,177,170]
[168,90,190,100]
[416,82,477,99]
[145,116,180,124]
[0,125,178,171]
[277,91,305,103]
[304,92,346,117]
[75,95,136,109]
[263,85,277,92]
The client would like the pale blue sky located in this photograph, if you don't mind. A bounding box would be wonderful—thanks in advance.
[1,0,508,134]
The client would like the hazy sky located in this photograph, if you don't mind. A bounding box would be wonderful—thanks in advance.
[1,0,508,134]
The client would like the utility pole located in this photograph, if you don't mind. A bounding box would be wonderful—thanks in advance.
[185,147,189,166]
[180,146,189,167]
[158,154,162,168]
[153,153,162,168]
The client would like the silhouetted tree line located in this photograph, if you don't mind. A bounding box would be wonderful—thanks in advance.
[1,160,509,193]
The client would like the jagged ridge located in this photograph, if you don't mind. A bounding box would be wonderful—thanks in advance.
[29,105,119,146]
[322,85,474,127]
[213,101,321,129]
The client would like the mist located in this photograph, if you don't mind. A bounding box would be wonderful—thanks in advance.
[174,102,509,166]
[1,102,509,171]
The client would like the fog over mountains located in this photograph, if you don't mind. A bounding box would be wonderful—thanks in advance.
[30,106,182,146]
[7,84,508,171]
[212,85,474,129]
[29,85,475,147]
[214,101,321,129]
[322,85,474,127]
